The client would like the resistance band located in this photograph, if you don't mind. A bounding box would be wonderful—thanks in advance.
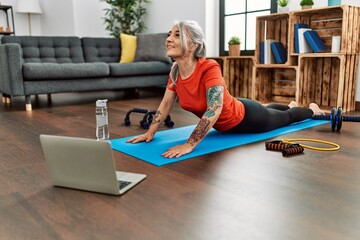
[281,138,340,151]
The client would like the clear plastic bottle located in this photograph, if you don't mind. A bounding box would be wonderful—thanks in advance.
[96,99,109,140]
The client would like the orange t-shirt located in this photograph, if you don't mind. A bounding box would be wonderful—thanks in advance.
[167,58,245,132]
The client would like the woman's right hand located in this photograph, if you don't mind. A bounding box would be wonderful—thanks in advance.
[126,131,155,144]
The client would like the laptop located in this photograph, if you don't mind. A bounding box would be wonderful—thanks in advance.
[39,134,146,195]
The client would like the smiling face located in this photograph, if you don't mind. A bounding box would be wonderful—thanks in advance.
[166,25,198,60]
[166,25,183,59]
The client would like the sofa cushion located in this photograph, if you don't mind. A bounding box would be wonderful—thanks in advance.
[81,37,120,63]
[23,63,109,80]
[1,36,85,63]
[109,61,171,77]
[120,33,137,63]
[134,33,171,64]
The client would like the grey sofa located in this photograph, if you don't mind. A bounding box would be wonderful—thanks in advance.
[0,33,171,111]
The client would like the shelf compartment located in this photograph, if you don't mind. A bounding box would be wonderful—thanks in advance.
[210,56,254,98]
[289,5,360,55]
[255,13,293,65]
[0,5,15,35]
[253,65,297,103]
[297,54,358,112]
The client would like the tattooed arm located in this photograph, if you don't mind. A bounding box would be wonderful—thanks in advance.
[162,85,224,158]
[127,88,178,144]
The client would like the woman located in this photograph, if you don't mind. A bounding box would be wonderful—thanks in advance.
[127,20,323,158]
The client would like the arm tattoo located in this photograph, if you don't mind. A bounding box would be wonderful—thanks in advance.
[186,85,224,146]
[186,118,211,146]
[151,110,162,126]
[204,85,224,118]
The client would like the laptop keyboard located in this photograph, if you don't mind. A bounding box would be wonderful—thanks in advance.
[118,180,132,190]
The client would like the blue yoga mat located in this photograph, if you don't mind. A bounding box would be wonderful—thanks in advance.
[111,119,328,166]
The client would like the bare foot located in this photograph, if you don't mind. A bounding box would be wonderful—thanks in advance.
[309,103,325,115]
[288,101,298,108]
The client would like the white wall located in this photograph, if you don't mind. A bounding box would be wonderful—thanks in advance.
[72,0,108,37]
[40,0,74,36]
[205,0,220,57]
[144,0,205,33]
[287,0,327,10]
[1,0,358,101]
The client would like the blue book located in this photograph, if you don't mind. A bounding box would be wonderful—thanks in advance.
[294,23,309,53]
[260,42,264,64]
[271,42,287,64]
[303,30,326,52]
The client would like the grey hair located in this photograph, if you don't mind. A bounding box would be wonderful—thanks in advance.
[170,20,206,86]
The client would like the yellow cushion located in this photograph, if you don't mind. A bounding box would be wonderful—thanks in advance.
[120,33,137,63]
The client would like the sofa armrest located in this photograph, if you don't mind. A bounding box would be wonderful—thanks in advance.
[0,43,25,96]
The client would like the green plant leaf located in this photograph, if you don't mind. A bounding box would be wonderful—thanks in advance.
[100,0,150,37]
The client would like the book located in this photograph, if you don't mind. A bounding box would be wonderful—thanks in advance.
[298,28,312,53]
[271,42,287,64]
[303,30,327,52]
[264,39,277,64]
[294,23,309,53]
[260,42,265,64]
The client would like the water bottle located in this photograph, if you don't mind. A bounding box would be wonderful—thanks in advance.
[96,99,109,140]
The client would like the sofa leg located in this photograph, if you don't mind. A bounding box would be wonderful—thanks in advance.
[2,94,11,104]
[25,95,32,111]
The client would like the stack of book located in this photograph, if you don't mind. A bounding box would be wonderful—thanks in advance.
[294,23,327,53]
[260,40,287,64]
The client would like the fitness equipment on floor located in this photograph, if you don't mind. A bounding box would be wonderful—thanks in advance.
[312,107,360,131]
[265,140,304,156]
[281,138,340,151]
[124,108,174,129]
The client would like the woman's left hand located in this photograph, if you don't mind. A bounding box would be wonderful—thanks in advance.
[162,143,194,158]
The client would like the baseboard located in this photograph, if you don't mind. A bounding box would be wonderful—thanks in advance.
[356,101,360,111]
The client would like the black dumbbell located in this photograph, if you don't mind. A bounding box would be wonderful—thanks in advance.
[312,107,360,131]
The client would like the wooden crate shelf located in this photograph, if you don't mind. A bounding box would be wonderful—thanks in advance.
[253,5,360,112]
[253,66,297,103]
[209,56,254,98]
[255,13,292,65]
[297,53,359,112]
[289,5,360,55]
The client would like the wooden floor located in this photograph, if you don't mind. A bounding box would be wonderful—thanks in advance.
[1,88,360,240]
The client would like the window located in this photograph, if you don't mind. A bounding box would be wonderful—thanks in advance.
[219,0,277,56]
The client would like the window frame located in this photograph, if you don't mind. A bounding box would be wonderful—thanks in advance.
[219,0,277,56]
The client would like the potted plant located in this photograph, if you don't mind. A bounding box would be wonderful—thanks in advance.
[300,0,314,9]
[277,0,289,13]
[100,0,150,37]
[228,36,241,56]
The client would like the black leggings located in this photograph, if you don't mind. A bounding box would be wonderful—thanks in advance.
[228,98,313,133]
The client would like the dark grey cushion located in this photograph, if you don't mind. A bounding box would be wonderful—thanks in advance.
[81,37,120,63]
[109,61,171,77]
[134,33,171,64]
[1,36,85,63]
[23,63,109,80]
